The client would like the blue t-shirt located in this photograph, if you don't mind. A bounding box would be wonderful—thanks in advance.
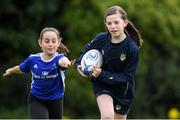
[19,53,65,100]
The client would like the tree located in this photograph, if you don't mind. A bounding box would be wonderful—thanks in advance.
[0,0,180,119]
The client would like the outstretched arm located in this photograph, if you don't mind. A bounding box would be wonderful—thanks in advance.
[3,65,23,77]
[58,56,75,68]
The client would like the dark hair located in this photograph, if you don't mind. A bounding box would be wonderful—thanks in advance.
[39,27,70,54]
[104,5,143,47]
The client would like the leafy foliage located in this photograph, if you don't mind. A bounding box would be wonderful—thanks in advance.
[0,0,180,119]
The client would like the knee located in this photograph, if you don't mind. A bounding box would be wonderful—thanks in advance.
[101,112,114,119]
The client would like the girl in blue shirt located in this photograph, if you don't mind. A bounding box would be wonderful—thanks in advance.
[75,6,143,119]
[3,27,73,119]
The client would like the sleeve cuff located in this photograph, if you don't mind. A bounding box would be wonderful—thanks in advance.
[97,70,105,79]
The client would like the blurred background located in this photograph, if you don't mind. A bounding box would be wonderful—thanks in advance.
[0,0,180,119]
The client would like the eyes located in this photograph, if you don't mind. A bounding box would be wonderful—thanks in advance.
[43,38,58,43]
[106,21,120,26]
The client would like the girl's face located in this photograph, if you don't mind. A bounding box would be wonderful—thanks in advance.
[39,31,60,56]
[105,13,128,39]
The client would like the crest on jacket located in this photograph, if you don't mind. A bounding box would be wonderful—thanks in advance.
[120,54,126,61]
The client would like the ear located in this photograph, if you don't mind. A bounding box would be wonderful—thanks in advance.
[57,37,61,46]
[57,41,60,47]
[38,40,42,47]
[123,20,129,27]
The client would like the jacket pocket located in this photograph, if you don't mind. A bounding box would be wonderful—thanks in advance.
[112,82,129,96]
[123,82,129,96]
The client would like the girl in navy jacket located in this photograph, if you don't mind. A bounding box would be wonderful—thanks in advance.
[75,5,143,119]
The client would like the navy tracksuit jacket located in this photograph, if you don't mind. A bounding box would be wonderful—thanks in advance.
[75,32,139,106]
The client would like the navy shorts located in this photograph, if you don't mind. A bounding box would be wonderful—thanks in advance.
[113,97,132,115]
[95,91,132,115]
[92,81,133,115]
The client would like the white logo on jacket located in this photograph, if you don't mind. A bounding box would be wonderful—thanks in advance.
[33,64,38,68]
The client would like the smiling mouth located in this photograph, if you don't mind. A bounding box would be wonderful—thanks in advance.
[111,31,118,33]
[111,29,117,32]
[47,48,54,51]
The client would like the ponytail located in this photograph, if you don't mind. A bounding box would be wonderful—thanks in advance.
[125,21,143,48]
[58,42,70,55]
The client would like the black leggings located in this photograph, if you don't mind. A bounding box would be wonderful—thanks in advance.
[28,93,63,119]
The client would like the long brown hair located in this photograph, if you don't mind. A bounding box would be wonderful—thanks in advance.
[104,5,143,48]
[39,27,70,54]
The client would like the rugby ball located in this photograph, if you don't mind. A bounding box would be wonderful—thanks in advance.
[81,49,103,76]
